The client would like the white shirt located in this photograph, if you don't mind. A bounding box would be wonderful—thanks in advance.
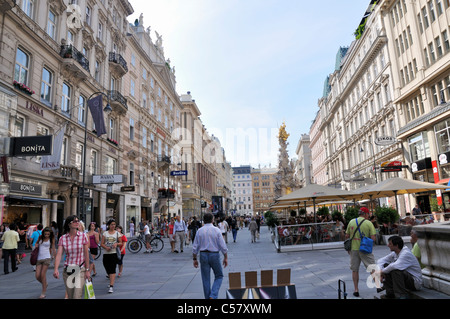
[218,221,228,233]
[377,246,423,290]
[37,240,52,260]
[143,225,150,235]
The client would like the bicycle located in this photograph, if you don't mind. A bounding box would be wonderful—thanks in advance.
[127,232,164,253]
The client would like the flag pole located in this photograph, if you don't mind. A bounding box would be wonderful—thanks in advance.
[80,92,112,223]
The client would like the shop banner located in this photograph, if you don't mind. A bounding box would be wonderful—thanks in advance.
[41,123,66,170]
[432,160,443,205]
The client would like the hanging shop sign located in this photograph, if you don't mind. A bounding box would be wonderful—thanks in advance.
[375,136,397,146]
[10,181,42,196]
[10,135,53,157]
[92,174,123,184]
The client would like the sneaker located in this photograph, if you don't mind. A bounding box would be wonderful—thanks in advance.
[108,286,114,293]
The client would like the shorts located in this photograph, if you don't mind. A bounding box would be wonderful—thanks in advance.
[349,250,375,272]
[145,234,152,243]
[169,234,174,242]
[37,258,51,266]
[103,253,118,275]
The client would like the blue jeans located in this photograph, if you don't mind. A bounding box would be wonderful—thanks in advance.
[232,229,238,242]
[200,252,223,299]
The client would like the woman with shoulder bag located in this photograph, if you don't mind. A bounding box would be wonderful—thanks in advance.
[53,215,91,299]
[35,227,56,299]
[101,219,122,293]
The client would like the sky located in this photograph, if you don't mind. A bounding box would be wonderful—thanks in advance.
[128,0,371,168]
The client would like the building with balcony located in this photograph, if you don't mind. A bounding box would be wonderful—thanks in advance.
[380,0,450,213]
[0,0,193,234]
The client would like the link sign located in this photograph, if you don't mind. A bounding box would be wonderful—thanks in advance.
[374,136,397,146]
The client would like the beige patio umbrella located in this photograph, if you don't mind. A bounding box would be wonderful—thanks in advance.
[358,177,450,212]
[274,184,360,223]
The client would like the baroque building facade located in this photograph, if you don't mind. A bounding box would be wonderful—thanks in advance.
[0,0,233,235]
[309,0,450,214]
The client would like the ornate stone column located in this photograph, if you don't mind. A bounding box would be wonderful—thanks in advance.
[415,222,450,296]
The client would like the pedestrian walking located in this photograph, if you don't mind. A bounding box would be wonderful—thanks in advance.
[248,217,258,243]
[101,219,123,293]
[345,207,376,297]
[230,217,238,242]
[0,224,5,262]
[34,227,56,299]
[168,217,175,252]
[192,213,228,299]
[218,218,229,243]
[53,215,91,299]
[1,223,19,274]
[87,222,100,276]
[116,225,127,277]
[173,215,187,253]
[129,220,135,238]
[30,224,43,271]
[142,220,153,253]
[51,221,59,244]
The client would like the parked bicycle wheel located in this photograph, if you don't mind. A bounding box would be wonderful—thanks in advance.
[127,238,142,253]
[150,238,164,252]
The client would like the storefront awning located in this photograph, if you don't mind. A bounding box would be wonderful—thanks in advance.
[6,195,64,204]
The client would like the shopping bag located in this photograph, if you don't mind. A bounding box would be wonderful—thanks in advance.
[84,279,95,299]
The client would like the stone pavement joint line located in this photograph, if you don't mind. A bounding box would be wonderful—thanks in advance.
[0,225,399,299]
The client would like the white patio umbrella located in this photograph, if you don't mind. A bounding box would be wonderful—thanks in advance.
[274,184,360,223]
[357,177,450,212]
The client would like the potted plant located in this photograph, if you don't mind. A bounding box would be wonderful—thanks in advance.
[64,46,73,58]
[13,80,35,95]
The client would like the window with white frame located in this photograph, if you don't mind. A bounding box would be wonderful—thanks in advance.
[129,162,135,185]
[142,127,147,148]
[22,0,34,18]
[130,79,135,97]
[90,150,98,175]
[76,142,85,174]
[61,137,68,165]
[85,6,92,26]
[47,10,57,40]
[61,83,71,113]
[105,156,116,174]
[129,117,134,141]
[408,132,430,162]
[14,48,29,85]
[78,94,86,125]
[98,22,103,41]
[109,118,116,140]
[40,67,53,105]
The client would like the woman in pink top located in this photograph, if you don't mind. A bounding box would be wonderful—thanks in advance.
[87,222,100,276]
[53,215,90,299]
[168,218,175,252]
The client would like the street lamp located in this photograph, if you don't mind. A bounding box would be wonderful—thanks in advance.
[79,91,112,223]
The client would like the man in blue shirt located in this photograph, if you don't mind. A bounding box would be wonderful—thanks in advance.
[30,224,43,249]
[30,224,43,271]
[192,213,228,299]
